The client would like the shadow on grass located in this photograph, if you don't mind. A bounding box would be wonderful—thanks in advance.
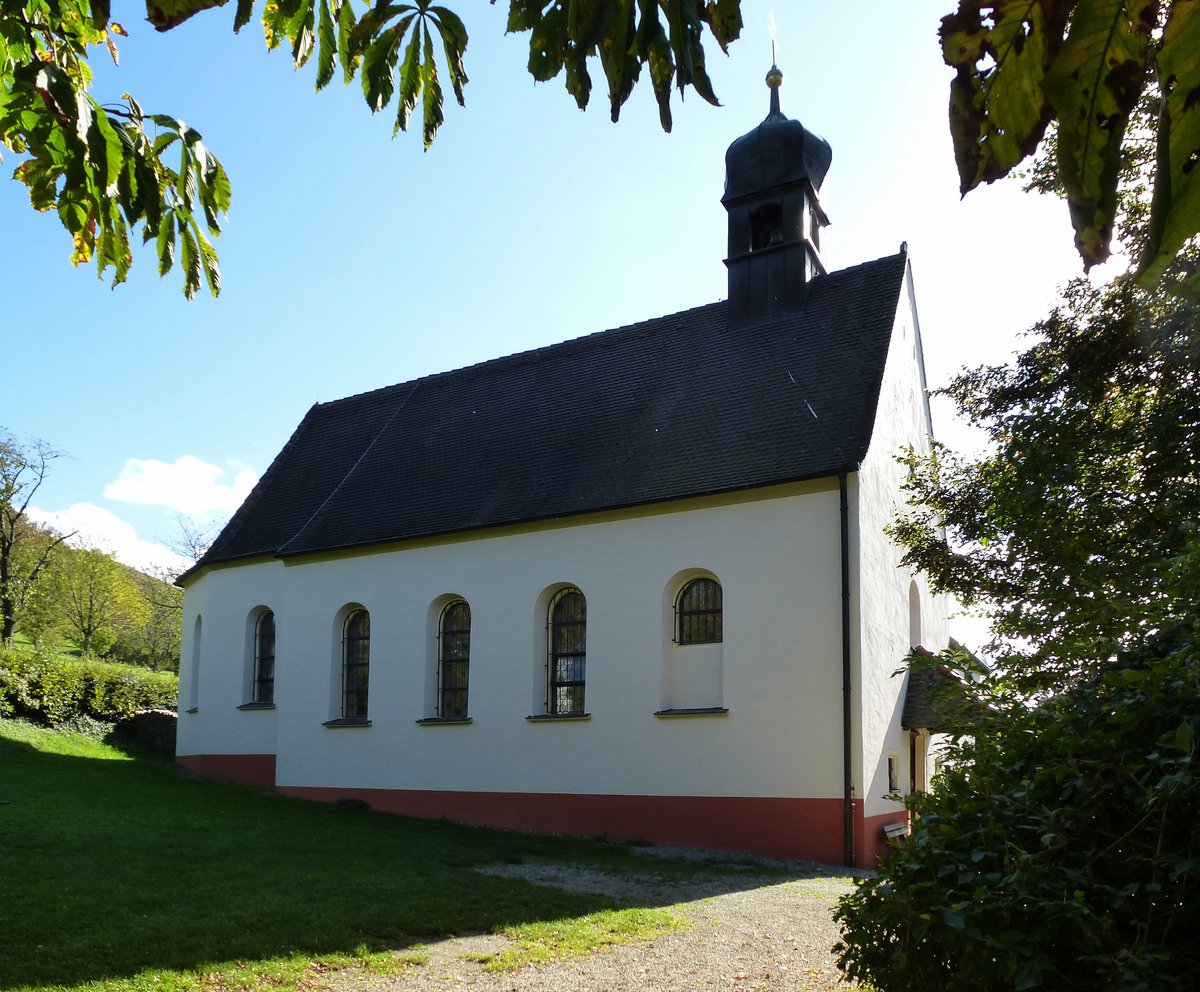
[0,725,847,991]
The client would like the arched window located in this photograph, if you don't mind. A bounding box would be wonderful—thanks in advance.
[676,577,722,644]
[341,609,370,719]
[253,610,276,704]
[548,588,586,716]
[438,600,471,719]
[909,581,922,649]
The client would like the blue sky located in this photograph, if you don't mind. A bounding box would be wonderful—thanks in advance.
[4,2,1097,605]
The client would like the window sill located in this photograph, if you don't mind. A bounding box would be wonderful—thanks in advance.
[416,717,473,726]
[526,713,591,722]
[322,717,372,728]
[237,702,276,711]
[654,707,729,718]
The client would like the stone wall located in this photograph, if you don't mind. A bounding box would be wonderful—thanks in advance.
[115,709,177,758]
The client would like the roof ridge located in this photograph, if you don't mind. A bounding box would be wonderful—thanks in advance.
[312,254,903,413]
[817,248,906,285]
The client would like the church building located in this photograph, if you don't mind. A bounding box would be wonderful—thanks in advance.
[176,69,949,867]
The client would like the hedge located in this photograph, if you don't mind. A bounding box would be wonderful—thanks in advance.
[834,628,1200,991]
[0,647,178,726]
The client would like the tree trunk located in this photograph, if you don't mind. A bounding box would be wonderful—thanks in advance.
[1,551,12,644]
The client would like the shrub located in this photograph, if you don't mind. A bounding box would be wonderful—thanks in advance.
[57,712,119,741]
[0,646,178,726]
[834,628,1200,992]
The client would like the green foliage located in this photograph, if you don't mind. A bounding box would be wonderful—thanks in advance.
[835,624,1200,991]
[0,430,69,644]
[846,271,1200,989]
[51,544,151,657]
[0,646,178,724]
[3,430,183,667]
[941,0,1200,295]
[505,0,741,131]
[1,1,742,297]
[106,569,182,671]
[0,9,231,298]
[889,276,1200,689]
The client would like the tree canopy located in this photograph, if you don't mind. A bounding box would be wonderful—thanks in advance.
[888,275,1200,690]
[51,543,149,657]
[835,263,1200,989]
[830,262,1200,988]
[1,429,182,665]
[941,0,1200,295]
[0,430,71,644]
[1,0,743,298]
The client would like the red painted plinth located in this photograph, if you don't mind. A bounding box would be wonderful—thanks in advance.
[178,754,903,865]
[279,785,855,863]
[177,753,276,788]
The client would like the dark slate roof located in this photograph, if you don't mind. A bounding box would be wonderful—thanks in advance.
[902,662,957,732]
[902,641,989,732]
[723,108,833,202]
[190,249,908,574]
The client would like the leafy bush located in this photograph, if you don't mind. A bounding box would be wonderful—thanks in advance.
[0,647,178,726]
[835,626,1200,992]
[57,712,121,741]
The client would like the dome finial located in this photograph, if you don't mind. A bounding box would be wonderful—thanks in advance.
[765,51,783,117]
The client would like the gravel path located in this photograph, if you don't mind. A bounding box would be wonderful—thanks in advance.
[370,853,865,992]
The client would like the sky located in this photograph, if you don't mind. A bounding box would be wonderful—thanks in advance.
[3,2,1109,639]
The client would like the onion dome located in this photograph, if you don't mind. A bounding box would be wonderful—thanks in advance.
[723,66,833,205]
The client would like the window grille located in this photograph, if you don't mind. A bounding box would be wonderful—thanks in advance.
[342,609,370,719]
[548,588,586,715]
[253,610,275,704]
[676,578,722,644]
[438,600,471,719]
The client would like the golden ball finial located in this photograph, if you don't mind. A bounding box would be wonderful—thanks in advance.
[766,65,784,89]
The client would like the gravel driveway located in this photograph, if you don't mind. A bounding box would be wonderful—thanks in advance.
[372,853,865,992]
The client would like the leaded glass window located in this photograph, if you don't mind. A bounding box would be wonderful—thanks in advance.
[342,609,370,719]
[438,600,471,719]
[548,588,586,716]
[254,610,275,704]
[676,578,722,644]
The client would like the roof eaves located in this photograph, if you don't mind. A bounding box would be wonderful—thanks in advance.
[274,463,861,561]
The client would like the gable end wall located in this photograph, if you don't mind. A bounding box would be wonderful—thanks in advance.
[850,261,951,864]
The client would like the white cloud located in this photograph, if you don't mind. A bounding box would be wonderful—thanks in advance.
[28,503,189,576]
[104,455,258,515]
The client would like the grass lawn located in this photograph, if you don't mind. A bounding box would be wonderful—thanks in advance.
[8,632,81,657]
[0,719,752,992]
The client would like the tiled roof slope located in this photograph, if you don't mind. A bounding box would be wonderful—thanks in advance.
[196,249,908,569]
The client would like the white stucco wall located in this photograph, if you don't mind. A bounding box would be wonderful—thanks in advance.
[852,261,951,820]
[178,482,853,801]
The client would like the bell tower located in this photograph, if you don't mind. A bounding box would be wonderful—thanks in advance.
[723,66,831,319]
